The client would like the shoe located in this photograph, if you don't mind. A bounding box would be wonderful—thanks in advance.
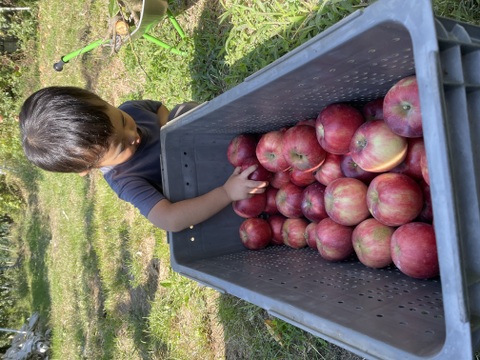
[167,101,200,121]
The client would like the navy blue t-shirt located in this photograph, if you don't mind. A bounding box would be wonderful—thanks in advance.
[101,100,166,217]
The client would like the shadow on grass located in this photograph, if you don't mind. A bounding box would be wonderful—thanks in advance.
[23,193,52,319]
[105,221,161,358]
[188,0,233,100]
[188,1,355,100]
[77,179,114,358]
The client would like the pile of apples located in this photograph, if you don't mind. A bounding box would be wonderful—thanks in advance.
[227,76,439,280]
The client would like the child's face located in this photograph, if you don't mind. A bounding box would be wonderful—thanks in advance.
[96,103,141,168]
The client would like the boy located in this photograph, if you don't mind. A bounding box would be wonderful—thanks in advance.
[19,86,267,232]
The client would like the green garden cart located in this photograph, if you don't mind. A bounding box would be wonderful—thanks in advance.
[53,0,185,71]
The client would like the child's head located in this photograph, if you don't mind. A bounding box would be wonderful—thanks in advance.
[19,86,115,173]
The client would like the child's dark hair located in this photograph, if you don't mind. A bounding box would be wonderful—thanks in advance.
[19,86,114,173]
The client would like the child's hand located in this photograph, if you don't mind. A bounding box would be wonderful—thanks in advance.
[223,165,269,202]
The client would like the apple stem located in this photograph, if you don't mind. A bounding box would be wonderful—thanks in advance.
[356,138,367,149]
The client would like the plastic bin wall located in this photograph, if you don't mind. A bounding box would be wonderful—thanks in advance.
[160,0,480,358]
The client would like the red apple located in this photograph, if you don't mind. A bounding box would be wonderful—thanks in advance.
[264,187,279,215]
[420,148,430,185]
[282,125,326,171]
[315,218,354,261]
[362,97,384,121]
[239,218,272,250]
[367,173,423,227]
[349,119,408,172]
[233,192,266,218]
[240,157,273,182]
[383,75,423,138]
[227,134,257,167]
[290,167,316,187]
[270,169,291,189]
[352,218,394,268]
[282,218,308,249]
[313,153,344,186]
[305,221,318,250]
[301,182,328,223]
[275,182,304,218]
[390,137,425,180]
[417,179,433,223]
[315,103,365,155]
[256,130,290,172]
[267,214,287,245]
[391,222,439,279]
[324,178,370,226]
[340,154,377,184]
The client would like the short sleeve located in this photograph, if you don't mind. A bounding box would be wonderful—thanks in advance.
[111,175,165,217]
[102,100,165,218]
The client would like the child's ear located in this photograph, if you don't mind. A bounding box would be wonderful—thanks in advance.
[78,170,90,177]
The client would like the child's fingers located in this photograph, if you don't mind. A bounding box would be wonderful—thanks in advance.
[248,181,268,194]
[249,188,265,195]
[239,164,257,178]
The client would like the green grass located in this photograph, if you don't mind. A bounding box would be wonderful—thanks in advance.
[10,0,480,359]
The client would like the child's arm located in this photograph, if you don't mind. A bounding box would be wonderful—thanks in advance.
[147,165,268,232]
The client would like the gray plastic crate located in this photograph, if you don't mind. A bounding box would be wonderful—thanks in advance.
[160,0,480,358]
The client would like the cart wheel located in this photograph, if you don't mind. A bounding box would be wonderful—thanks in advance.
[53,59,66,72]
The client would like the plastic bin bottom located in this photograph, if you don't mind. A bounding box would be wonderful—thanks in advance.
[174,246,445,357]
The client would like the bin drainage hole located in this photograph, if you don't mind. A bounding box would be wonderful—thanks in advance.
[186,182,190,186]
[376,314,383,318]
[184,164,188,168]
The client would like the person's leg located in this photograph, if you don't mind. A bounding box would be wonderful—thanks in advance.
[167,101,199,122]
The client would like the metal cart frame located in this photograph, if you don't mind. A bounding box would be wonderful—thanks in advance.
[53,0,185,71]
